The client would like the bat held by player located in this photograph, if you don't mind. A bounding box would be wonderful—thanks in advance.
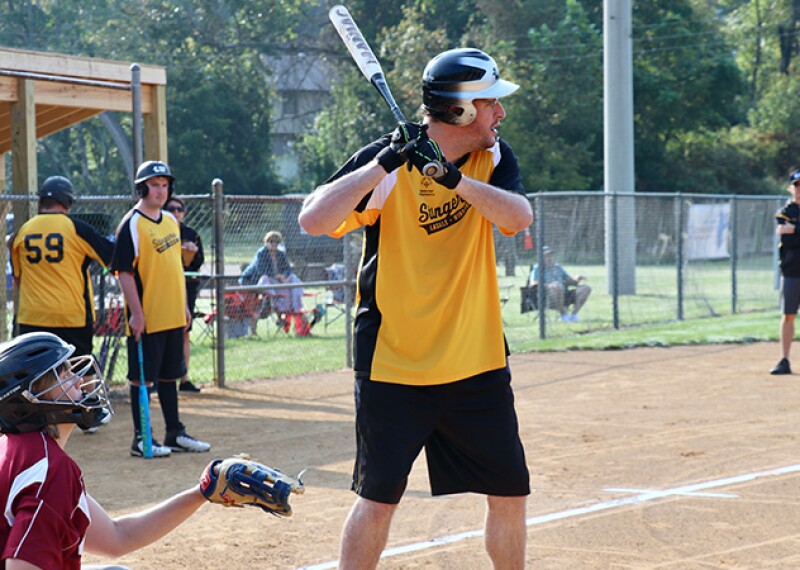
[328,5,446,181]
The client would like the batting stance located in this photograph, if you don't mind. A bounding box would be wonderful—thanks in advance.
[0,332,301,570]
[299,48,533,568]
[112,161,210,458]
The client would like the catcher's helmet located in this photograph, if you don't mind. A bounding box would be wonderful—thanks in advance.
[422,48,519,126]
[0,332,112,434]
[38,176,75,209]
[134,160,174,199]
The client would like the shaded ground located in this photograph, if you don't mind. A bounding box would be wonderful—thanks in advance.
[78,342,800,569]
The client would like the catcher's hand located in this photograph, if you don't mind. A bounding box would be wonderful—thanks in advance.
[199,453,305,517]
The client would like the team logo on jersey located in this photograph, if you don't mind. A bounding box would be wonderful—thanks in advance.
[418,194,471,235]
[418,177,435,197]
[151,231,180,253]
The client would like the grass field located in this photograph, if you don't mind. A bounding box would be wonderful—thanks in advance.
[99,259,782,387]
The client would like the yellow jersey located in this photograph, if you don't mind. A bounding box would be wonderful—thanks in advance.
[112,210,186,334]
[12,213,113,328]
[329,137,524,385]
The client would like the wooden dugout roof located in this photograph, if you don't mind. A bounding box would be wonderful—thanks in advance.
[0,46,167,158]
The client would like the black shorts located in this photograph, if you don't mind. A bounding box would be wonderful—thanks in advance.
[127,328,186,383]
[782,277,800,315]
[352,366,530,504]
[18,323,93,359]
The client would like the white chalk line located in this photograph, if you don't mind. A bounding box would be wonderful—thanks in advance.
[296,462,800,570]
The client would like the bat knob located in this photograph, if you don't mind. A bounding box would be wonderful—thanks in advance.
[422,161,446,179]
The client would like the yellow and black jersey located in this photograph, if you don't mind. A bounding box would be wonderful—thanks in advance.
[326,136,525,386]
[111,209,186,334]
[11,213,114,328]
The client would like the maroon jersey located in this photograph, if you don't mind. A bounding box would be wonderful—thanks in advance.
[0,432,89,569]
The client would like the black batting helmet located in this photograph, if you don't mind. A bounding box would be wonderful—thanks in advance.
[134,160,175,199]
[0,333,112,433]
[38,176,76,209]
[422,48,519,126]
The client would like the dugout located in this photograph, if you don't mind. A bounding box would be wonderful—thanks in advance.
[0,47,168,200]
[0,47,167,340]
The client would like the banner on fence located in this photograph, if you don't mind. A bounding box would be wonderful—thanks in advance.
[687,203,730,260]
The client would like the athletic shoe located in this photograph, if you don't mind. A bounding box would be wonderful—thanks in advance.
[130,435,172,458]
[770,358,792,375]
[569,314,580,322]
[82,407,112,434]
[165,429,211,453]
[561,314,571,322]
[179,380,201,393]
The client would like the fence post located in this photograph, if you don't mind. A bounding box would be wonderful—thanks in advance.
[730,196,738,314]
[675,194,684,320]
[536,194,546,339]
[212,178,225,388]
[611,192,620,329]
[130,64,142,194]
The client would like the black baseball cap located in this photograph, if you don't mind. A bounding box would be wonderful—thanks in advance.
[790,170,800,183]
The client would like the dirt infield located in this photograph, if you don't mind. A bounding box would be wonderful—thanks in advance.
[77,341,800,569]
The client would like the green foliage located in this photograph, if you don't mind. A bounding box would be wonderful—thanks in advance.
[4,0,800,198]
[504,0,603,191]
[631,1,747,192]
[0,0,303,195]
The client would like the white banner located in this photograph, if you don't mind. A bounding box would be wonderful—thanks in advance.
[687,203,730,260]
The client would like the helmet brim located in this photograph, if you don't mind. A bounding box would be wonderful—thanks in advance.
[431,78,519,101]
[134,174,175,185]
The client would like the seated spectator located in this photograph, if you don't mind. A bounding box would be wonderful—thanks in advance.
[239,231,311,336]
[528,246,591,322]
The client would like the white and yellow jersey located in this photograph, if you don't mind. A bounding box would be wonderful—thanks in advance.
[328,136,525,386]
[112,209,186,334]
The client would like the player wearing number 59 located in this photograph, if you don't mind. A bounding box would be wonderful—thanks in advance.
[10,176,114,362]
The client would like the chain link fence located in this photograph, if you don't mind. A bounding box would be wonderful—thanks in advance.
[0,189,785,386]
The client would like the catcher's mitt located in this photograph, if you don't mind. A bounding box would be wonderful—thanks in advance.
[200,453,305,517]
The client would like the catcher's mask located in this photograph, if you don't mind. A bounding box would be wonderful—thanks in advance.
[421,48,518,127]
[0,332,112,434]
[134,160,175,199]
[39,176,76,209]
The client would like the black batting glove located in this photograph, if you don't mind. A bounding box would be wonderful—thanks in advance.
[376,122,426,174]
[435,162,463,190]
[399,135,445,174]
[399,136,462,189]
[376,145,404,173]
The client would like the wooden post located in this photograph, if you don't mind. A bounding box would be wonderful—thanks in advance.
[10,78,36,226]
[144,84,168,162]
[0,153,7,341]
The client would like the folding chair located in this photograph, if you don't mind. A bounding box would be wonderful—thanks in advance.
[196,291,260,339]
[520,284,577,317]
[323,263,352,331]
[192,309,216,344]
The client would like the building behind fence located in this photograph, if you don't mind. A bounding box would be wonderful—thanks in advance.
[0,189,784,386]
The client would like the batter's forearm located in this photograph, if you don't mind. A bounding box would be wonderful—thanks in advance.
[299,162,386,236]
[453,177,533,232]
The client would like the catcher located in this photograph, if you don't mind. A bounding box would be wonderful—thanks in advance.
[0,332,303,570]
